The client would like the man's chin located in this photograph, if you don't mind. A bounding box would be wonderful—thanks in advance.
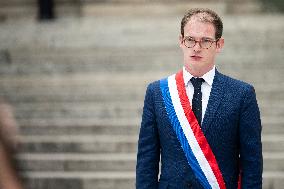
[185,61,203,69]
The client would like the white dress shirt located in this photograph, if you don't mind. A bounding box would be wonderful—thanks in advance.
[183,66,216,123]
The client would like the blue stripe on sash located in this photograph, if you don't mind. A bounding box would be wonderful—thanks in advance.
[160,78,211,189]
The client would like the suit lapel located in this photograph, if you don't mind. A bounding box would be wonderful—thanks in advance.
[202,70,225,134]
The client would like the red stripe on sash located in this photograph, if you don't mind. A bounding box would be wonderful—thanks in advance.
[175,70,226,189]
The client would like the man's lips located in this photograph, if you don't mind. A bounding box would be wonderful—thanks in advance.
[190,55,202,61]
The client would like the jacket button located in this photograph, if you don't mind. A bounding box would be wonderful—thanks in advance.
[186,183,192,188]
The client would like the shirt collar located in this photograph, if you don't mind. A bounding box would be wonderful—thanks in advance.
[183,66,216,87]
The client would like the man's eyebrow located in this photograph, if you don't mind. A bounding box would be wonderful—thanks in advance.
[184,36,215,40]
[201,37,215,40]
[184,36,194,39]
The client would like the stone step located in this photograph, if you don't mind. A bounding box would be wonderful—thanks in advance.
[15,152,284,173]
[17,134,284,153]
[15,152,284,172]
[10,100,284,119]
[263,171,284,189]
[0,0,35,6]
[262,120,284,135]
[17,118,284,136]
[17,117,142,128]
[263,152,284,172]
[1,91,284,106]
[1,89,147,103]
[262,135,284,152]
[22,171,135,189]
[12,102,143,120]
[16,153,136,172]
[19,171,284,189]
[0,0,82,6]
[17,135,138,153]
[0,73,164,88]
[19,123,140,136]
[14,116,284,134]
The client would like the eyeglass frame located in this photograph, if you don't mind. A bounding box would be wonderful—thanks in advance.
[182,36,220,49]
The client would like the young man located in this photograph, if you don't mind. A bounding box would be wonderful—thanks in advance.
[136,8,262,189]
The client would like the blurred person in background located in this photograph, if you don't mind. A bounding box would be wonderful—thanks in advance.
[0,99,24,189]
[136,8,262,189]
[38,0,55,20]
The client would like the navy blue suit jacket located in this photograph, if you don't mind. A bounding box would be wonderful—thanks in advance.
[136,70,262,189]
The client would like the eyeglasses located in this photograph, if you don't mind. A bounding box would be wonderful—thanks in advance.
[182,37,219,49]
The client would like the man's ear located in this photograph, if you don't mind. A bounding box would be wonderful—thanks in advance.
[216,37,224,53]
[179,35,184,48]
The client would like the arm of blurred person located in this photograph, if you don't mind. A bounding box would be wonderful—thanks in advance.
[0,102,19,149]
[0,141,24,189]
[0,100,24,189]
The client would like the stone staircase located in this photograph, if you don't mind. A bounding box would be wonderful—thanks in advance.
[0,3,284,189]
[0,0,264,21]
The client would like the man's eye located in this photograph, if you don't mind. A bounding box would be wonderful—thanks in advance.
[186,38,195,42]
[202,39,213,43]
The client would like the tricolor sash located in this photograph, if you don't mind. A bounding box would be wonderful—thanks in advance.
[160,70,226,189]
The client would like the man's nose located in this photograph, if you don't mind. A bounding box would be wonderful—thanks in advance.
[193,41,202,51]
